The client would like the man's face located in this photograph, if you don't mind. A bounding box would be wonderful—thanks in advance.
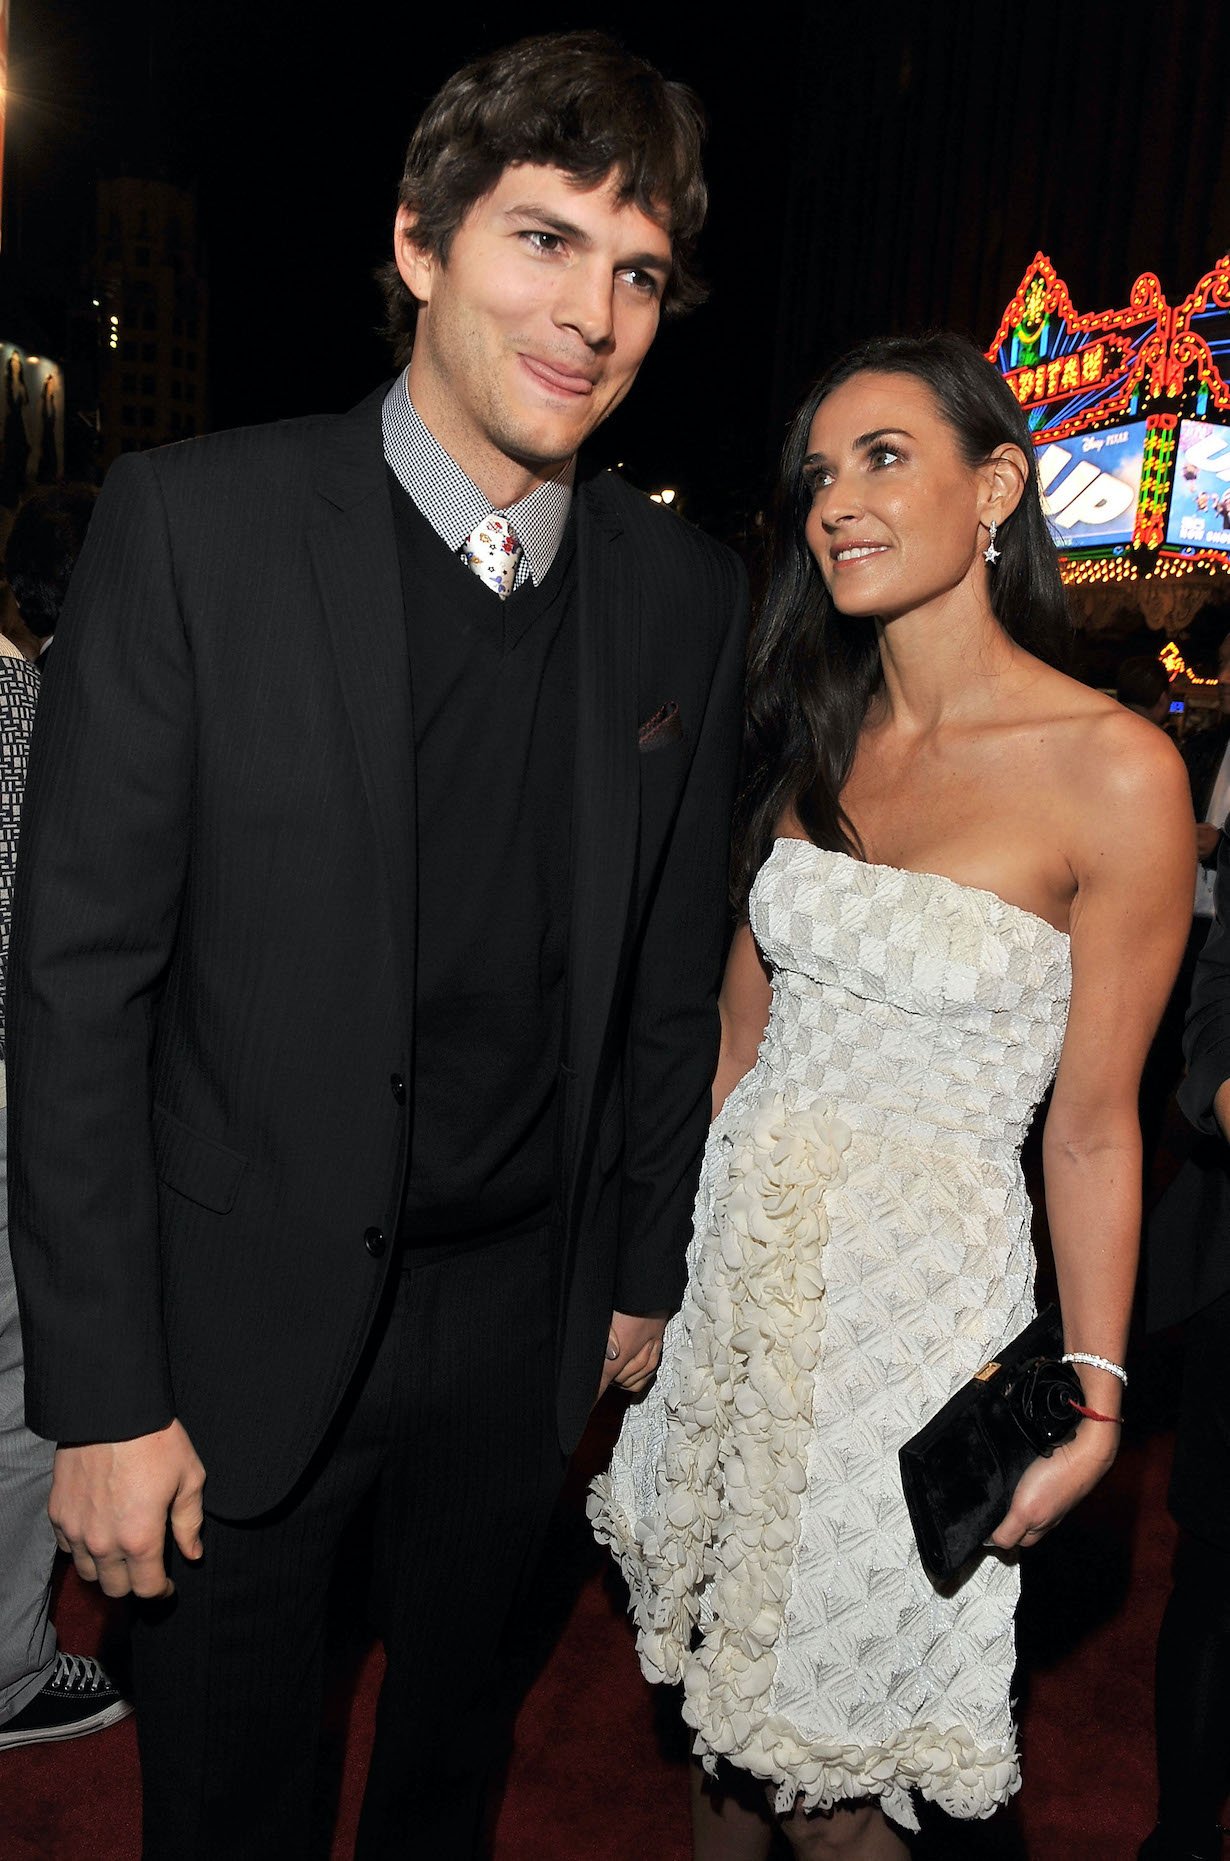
[395,164,673,499]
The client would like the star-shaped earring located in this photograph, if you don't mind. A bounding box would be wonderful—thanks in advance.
[983,518,1000,565]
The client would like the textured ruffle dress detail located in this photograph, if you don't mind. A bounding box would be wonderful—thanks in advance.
[589,840,1072,1833]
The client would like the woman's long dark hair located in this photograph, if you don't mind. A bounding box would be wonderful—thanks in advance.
[731,331,1072,908]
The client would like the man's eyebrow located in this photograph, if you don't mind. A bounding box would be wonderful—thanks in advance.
[503,202,590,242]
[624,251,674,278]
[502,203,673,275]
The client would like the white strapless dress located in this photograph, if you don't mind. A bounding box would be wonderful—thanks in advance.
[589,839,1072,1833]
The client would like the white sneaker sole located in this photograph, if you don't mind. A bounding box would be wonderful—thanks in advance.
[0,1697,133,1750]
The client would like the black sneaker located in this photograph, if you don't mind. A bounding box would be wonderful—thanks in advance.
[0,1652,132,1749]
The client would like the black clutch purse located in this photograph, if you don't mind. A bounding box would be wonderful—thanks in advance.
[898,1305,1083,1584]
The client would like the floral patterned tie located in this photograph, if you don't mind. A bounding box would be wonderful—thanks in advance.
[461,512,522,600]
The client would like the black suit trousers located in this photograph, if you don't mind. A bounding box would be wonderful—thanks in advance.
[130,1228,566,1859]
[1170,1285,1230,1548]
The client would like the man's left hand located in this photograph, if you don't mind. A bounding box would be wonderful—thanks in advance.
[599,1310,667,1400]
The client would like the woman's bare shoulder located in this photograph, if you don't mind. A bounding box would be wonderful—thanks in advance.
[1019,658,1185,801]
[1017,655,1119,723]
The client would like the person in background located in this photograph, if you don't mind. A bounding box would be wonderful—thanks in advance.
[1141,827,1230,1861]
[1116,652,1201,1177]
[1183,632,1230,923]
[0,485,129,1752]
[1140,635,1230,1183]
[1118,653,1174,727]
[1,484,96,667]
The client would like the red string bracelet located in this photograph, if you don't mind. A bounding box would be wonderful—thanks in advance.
[1066,1397,1122,1424]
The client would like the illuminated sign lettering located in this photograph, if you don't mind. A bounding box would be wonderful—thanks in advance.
[1004,338,1129,410]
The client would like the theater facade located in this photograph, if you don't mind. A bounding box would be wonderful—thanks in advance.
[987,253,1230,632]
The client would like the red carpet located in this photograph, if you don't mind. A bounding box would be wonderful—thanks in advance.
[0,1386,1190,1860]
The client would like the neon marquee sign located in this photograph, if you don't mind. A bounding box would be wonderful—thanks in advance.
[988,253,1230,581]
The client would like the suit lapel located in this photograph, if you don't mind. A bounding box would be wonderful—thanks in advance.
[307,385,416,1045]
[564,475,641,1216]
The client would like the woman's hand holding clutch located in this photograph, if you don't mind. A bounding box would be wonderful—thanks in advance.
[987,1417,1120,1553]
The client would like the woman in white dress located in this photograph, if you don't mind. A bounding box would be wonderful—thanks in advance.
[590,334,1193,1858]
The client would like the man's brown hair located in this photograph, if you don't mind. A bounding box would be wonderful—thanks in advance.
[378,30,708,366]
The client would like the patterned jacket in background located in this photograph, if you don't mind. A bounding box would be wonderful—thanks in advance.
[0,652,41,1059]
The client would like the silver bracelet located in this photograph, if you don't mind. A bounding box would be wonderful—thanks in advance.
[1061,1351,1128,1388]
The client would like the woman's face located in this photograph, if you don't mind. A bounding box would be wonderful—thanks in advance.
[802,370,989,624]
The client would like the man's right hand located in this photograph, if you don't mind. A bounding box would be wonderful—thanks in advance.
[1197,822,1221,861]
[50,1419,206,1599]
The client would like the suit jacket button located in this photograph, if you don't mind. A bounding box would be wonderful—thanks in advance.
[364,1227,386,1258]
[390,1074,406,1104]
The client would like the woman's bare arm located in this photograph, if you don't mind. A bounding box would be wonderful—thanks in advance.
[712,922,773,1119]
[992,716,1193,1550]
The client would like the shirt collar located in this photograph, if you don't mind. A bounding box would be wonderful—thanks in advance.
[381,370,574,589]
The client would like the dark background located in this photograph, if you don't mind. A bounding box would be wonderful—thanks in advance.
[6,0,1229,536]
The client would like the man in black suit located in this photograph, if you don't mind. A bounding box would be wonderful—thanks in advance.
[8,31,747,1858]
[1142,829,1230,1861]
[1136,641,1229,1186]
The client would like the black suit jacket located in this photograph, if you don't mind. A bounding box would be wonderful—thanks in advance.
[1146,831,1230,1329]
[8,385,747,1517]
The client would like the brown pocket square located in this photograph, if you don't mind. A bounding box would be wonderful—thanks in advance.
[638,701,683,751]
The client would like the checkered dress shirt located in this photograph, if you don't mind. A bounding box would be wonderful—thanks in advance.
[382,371,574,592]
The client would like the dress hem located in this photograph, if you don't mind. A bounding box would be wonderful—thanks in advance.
[588,1477,1021,1835]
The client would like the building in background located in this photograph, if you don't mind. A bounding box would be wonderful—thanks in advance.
[94,176,207,469]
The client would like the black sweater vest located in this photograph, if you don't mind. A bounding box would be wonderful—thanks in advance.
[388,477,578,1245]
